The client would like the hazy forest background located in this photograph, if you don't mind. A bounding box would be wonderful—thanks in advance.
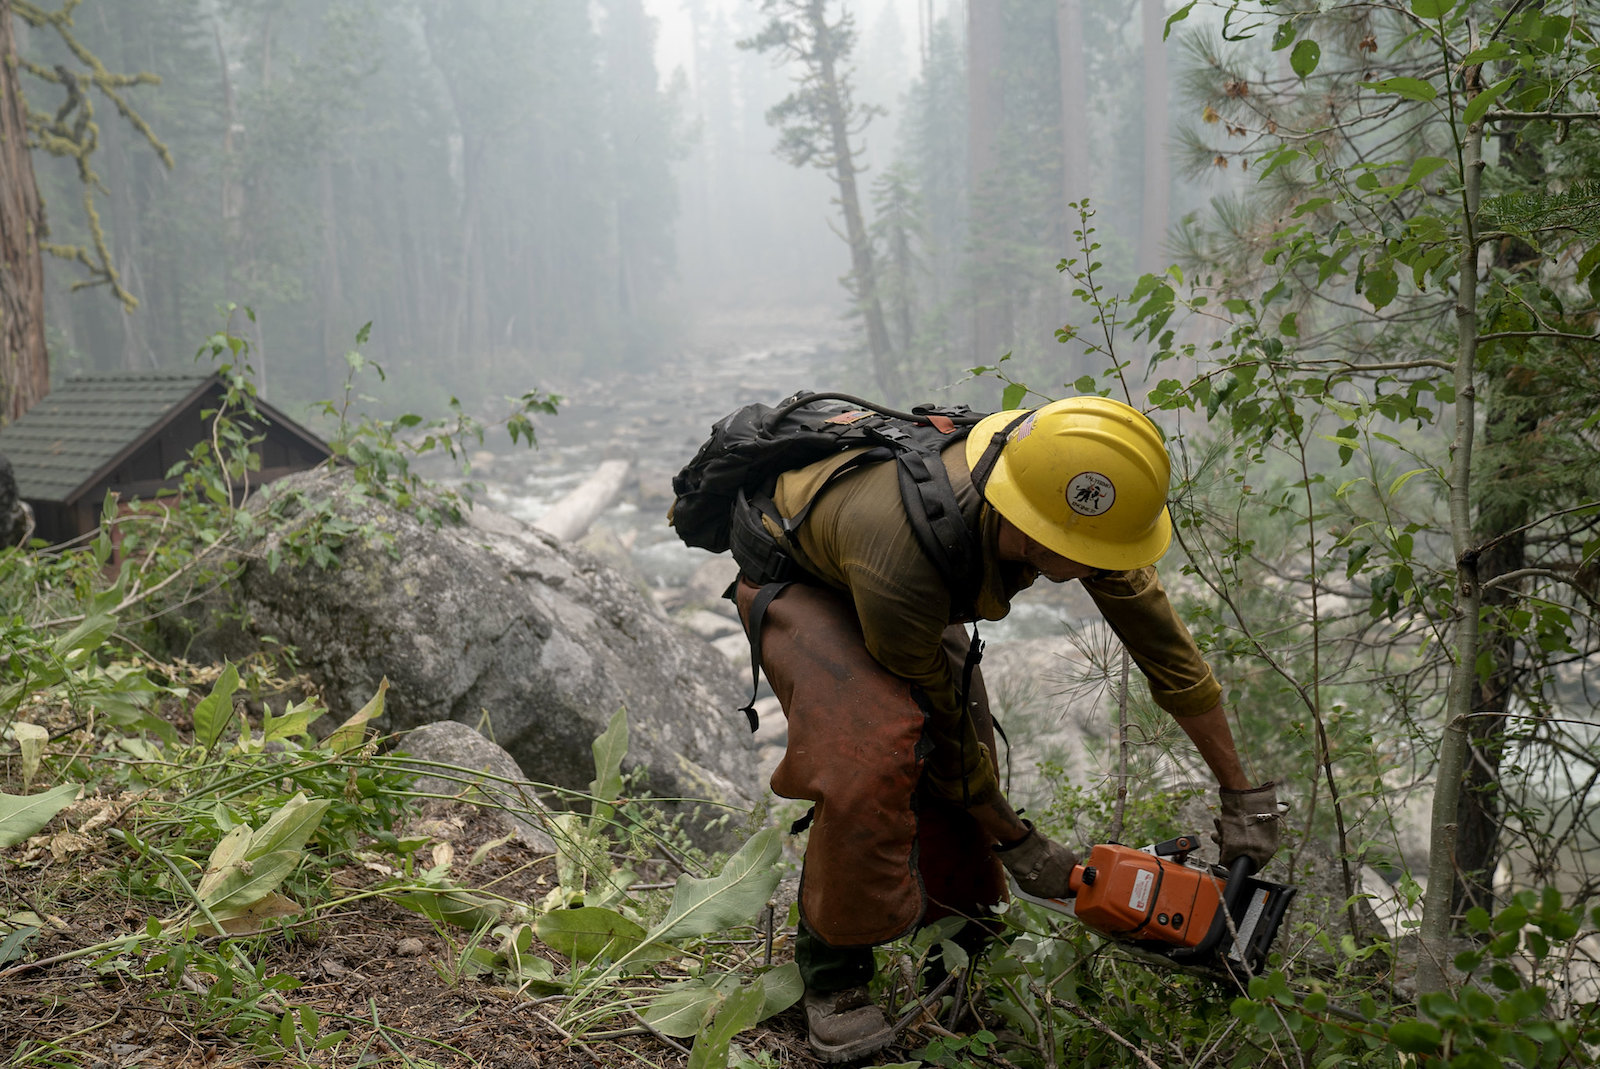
[15,0,1210,410]
[3,0,1600,1064]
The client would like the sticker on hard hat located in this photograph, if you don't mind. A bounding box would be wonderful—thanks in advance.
[1066,472,1115,516]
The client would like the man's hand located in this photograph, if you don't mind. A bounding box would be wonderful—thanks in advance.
[996,824,1079,899]
[1213,782,1281,870]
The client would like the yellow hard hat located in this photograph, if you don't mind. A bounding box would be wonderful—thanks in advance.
[965,396,1173,571]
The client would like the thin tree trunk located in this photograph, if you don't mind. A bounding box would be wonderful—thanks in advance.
[1418,92,1486,999]
[1136,0,1170,272]
[318,155,344,389]
[1057,0,1088,214]
[967,0,1004,363]
[0,0,48,424]
[1453,498,1523,919]
[1451,120,1544,925]
[810,0,893,394]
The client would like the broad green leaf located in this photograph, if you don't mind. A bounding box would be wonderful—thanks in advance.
[1460,41,1513,64]
[1410,0,1456,17]
[0,923,41,964]
[194,823,253,903]
[1462,74,1518,126]
[589,706,628,820]
[1402,156,1451,189]
[263,699,323,743]
[502,951,562,991]
[14,723,48,791]
[495,924,566,991]
[1388,1019,1442,1053]
[0,783,81,848]
[653,828,782,942]
[1290,39,1321,79]
[938,939,970,974]
[392,888,505,930]
[52,614,117,664]
[642,976,736,1038]
[688,978,767,1069]
[1361,77,1437,102]
[1363,263,1400,310]
[198,849,300,911]
[757,961,803,1020]
[1001,382,1027,410]
[324,677,387,753]
[2,910,47,932]
[535,906,672,964]
[468,829,518,868]
[192,663,240,753]
[247,794,331,859]
[1389,468,1432,495]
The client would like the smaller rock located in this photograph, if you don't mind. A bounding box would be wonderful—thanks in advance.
[712,632,751,669]
[683,556,740,608]
[750,696,785,744]
[396,937,426,957]
[392,721,558,854]
[635,466,677,506]
[678,608,740,640]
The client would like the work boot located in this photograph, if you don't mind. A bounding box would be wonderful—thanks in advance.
[802,986,895,1063]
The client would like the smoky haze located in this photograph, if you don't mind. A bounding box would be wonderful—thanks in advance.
[23,0,1216,416]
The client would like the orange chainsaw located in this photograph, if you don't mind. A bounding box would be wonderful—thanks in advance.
[1009,834,1297,983]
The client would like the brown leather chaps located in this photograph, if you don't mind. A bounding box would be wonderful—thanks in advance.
[737,578,1006,948]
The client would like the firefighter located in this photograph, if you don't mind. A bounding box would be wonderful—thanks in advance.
[733,396,1280,1062]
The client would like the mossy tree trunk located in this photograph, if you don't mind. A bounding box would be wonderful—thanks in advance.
[0,0,48,425]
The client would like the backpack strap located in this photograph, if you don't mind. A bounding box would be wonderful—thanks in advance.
[968,410,1032,493]
[878,427,982,613]
[730,577,792,733]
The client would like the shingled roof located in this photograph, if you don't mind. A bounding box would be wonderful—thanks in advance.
[0,371,218,502]
[0,370,332,543]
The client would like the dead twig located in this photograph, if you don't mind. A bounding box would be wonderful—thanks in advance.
[628,1010,693,1056]
[1049,995,1162,1069]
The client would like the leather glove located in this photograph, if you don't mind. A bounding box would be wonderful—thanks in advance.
[995,822,1079,899]
[1212,781,1282,870]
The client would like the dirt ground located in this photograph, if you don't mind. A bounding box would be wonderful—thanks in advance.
[0,800,837,1069]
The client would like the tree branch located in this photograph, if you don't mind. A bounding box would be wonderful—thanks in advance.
[1486,110,1600,121]
[1477,330,1598,344]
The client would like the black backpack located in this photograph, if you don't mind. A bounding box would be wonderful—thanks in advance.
[670,391,1018,736]
[669,390,996,599]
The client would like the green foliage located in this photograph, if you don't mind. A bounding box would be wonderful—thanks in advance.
[0,782,80,848]
[1229,890,1599,1067]
[950,0,1599,1052]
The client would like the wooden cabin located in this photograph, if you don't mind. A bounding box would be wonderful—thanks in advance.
[0,371,332,545]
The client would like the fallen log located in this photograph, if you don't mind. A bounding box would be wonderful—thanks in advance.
[532,458,633,541]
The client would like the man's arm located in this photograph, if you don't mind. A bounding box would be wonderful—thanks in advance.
[1172,700,1252,790]
[1176,700,1280,868]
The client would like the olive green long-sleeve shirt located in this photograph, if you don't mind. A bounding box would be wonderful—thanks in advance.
[768,442,1222,801]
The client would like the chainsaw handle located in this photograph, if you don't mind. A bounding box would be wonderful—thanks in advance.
[1220,854,1258,918]
[1168,854,1258,965]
